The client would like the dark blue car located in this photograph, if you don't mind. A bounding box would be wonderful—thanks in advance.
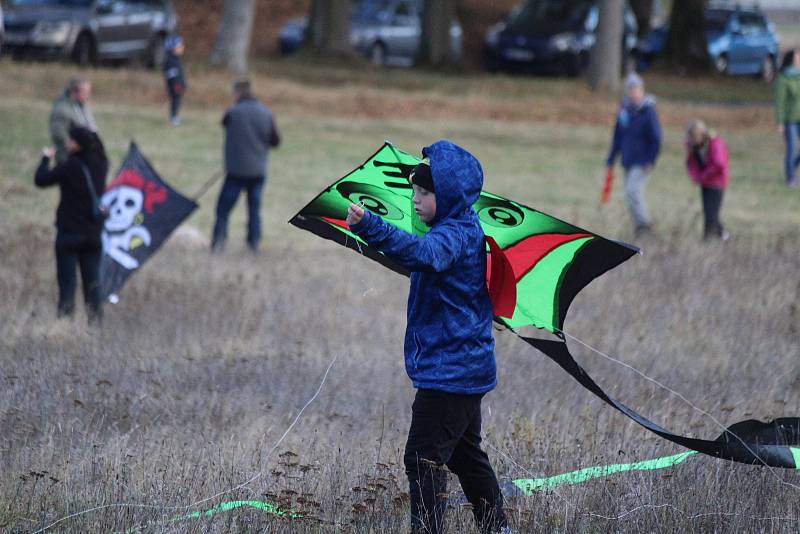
[636,6,779,80]
[483,0,638,76]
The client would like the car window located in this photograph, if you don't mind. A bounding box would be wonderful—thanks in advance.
[352,0,391,24]
[584,6,598,32]
[705,10,730,33]
[738,13,766,35]
[507,0,594,35]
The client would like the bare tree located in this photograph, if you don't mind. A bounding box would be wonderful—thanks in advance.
[628,0,654,37]
[664,0,709,72]
[416,0,458,68]
[588,0,624,92]
[307,0,352,56]
[211,0,256,74]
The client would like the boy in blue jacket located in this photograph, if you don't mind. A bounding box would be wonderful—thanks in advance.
[605,73,662,236]
[347,140,508,534]
[163,35,186,126]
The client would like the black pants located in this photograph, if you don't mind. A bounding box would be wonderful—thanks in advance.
[701,187,725,238]
[169,92,182,120]
[55,232,103,323]
[167,82,182,119]
[404,389,507,534]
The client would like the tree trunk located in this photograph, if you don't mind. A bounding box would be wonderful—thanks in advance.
[664,0,709,73]
[210,0,256,74]
[588,0,624,92]
[629,0,653,37]
[416,0,458,68]
[308,0,352,56]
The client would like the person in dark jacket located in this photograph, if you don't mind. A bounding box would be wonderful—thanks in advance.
[211,79,280,252]
[35,126,109,323]
[163,35,187,126]
[685,120,730,241]
[606,73,662,236]
[347,141,508,534]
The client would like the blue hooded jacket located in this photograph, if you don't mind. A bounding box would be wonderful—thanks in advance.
[606,96,662,169]
[350,140,496,395]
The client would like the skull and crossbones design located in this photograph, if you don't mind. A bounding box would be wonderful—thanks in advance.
[101,169,167,270]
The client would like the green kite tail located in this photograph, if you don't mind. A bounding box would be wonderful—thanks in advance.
[511,451,698,496]
[173,499,303,522]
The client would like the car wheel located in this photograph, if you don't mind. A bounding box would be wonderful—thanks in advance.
[713,54,728,75]
[369,42,386,66]
[72,32,95,66]
[147,34,166,69]
[760,55,776,82]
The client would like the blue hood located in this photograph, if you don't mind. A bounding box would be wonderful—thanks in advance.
[422,140,483,225]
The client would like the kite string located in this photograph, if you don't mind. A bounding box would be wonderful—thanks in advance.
[546,324,800,492]
[183,353,338,509]
[32,354,338,534]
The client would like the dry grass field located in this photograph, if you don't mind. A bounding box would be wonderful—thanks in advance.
[1,58,799,532]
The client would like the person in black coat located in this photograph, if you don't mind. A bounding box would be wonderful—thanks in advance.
[35,125,109,323]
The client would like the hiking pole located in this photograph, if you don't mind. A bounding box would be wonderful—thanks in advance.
[192,169,224,201]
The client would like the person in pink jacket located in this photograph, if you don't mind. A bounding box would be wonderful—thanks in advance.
[686,120,730,241]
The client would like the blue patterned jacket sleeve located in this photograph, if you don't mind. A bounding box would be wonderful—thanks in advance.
[350,210,464,272]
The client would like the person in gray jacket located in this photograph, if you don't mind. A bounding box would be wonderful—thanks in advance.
[49,76,97,164]
[211,79,281,252]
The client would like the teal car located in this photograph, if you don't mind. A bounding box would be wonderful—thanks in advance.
[637,5,779,80]
[706,6,779,80]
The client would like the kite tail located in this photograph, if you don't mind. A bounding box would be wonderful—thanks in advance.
[521,336,800,469]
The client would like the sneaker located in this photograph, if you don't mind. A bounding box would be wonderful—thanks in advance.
[720,230,730,242]
[170,116,182,126]
[788,179,799,189]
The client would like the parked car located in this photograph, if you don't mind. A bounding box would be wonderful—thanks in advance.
[2,0,177,68]
[278,0,462,67]
[483,0,638,76]
[636,5,779,80]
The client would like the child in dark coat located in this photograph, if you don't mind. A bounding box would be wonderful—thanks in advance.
[347,140,509,534]
[163,35,186,125]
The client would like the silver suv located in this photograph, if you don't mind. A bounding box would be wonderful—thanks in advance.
[2,0,177,67]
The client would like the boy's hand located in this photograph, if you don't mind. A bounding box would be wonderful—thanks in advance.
[346,203,365,226]
[42,147,55,159]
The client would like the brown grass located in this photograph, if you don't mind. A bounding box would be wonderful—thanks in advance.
[0,58,778,132]
[1,59,799,532]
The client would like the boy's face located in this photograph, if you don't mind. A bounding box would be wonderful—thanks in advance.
[412,184,436,224]
[626,85,644,106]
